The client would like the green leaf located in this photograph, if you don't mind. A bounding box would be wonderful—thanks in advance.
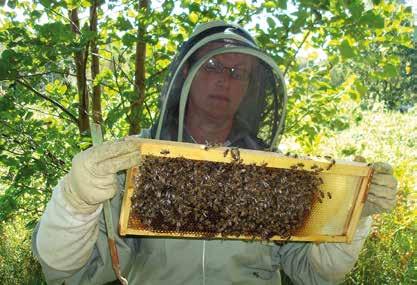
[341,145,358,156]
[359,11,385,29]
[1,49,18,63]
[383,63,398,77]
[39,0,53,7]
[79,30,96,46]
[30,10,42,18]
[277,0,287,9]
[267,17,276,28]
[7,0,17,9]
[264,1,276,9]
[116,17,133,31]
[20,166,35,177]
[57,84,68,95]
[188,12,199,24]
[45,83,54,93]
[349,90,360,102]
[348,0,364,19]
[24,111,34,120]
[291,10,308,33]
[0,97,15,111]
[354,81,368,96]
[277,14,291,28]
[38,22,73,42]
[121,33,137,46]
[339,40,356,59]
[80,0,91,8]
[0,60,9,80]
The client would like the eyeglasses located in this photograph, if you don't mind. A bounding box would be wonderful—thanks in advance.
[202,58,250,81]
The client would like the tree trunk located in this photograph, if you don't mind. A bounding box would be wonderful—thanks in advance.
[69,8,90,135]
[90,0,103,125]
[128,0,149,135]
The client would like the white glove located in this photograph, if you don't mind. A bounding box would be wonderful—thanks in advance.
[62,139,142,214]
[362,162,398,217]
[36,138,141,271]
[307,216,372,283]
[305,159,397,282]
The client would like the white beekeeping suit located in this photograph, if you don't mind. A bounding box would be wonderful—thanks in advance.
[33,21,397,285]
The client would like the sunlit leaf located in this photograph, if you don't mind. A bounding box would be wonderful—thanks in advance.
[188,12,199,24]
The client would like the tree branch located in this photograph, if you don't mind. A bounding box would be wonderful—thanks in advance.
[0,131,67,171]
[69,8,90,134]
[283,30,311,76]
[15,79,78,124]
[90,0,103,125]
[129,0,149,135]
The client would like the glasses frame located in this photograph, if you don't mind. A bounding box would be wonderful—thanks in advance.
[202,57,251,81]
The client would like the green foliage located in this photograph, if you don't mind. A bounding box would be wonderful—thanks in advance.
[0,0,415,283]
[339,109,417,284]
[0,218,45,284]
[282,106,417,284]
[325,3,416,110]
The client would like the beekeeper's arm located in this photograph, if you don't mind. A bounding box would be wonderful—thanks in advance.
[279,162,398,284]
[32,139,141,284]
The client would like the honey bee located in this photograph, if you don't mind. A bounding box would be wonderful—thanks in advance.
[160,149,170,155]
[230,147,240,161]
[326,159,336,170]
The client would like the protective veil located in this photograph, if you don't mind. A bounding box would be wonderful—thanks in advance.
[153,22,287,150]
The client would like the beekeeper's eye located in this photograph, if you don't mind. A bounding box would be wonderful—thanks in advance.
[203,58,250,81]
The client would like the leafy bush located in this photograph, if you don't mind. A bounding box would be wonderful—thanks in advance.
[0,218,45,284]
[282,106,417,284]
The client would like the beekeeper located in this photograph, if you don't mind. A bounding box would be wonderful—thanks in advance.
[32,21,397,284]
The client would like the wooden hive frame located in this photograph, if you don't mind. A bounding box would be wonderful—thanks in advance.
[119,138,374,243]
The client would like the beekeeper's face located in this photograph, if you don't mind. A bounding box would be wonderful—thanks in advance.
[187,44,254,121]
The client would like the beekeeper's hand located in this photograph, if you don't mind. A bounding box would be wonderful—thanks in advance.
[35,137,142,271]
[62,138,142,214]
[353,156,398,217]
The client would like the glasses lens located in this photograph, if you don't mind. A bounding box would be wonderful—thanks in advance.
[203,58,222,73]
[230,68,249,81]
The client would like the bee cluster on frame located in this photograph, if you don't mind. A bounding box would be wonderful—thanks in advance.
[130,150,331,240]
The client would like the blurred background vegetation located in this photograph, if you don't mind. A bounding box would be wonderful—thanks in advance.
[0,0,416,283]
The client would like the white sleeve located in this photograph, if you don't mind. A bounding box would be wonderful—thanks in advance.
[279,217,372,284]
[36,178,103,271]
